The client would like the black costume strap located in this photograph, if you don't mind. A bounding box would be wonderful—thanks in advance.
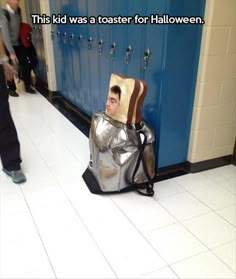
[132,129,154,197]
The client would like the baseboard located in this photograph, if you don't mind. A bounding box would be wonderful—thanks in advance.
[186,155,233,173]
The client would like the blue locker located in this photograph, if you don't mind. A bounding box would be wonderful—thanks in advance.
[157,0,205,167]
[74,0,92,114]
[39,0,205,169]
[50,0,63,92]
[95,0,112,111]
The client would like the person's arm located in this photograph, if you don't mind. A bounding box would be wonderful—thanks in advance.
[0,31,15,80]
[1,14,14,54]
[1,13,18,64]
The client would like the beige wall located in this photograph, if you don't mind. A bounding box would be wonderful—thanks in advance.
[188,0,236,163]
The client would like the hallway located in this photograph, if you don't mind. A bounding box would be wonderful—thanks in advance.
[0,92,235,279]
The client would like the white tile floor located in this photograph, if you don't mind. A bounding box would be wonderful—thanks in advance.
[0,91,235,279]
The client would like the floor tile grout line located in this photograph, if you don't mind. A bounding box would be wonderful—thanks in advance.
[168,248,236,275]
[156,192,236,273]
[173,180,236,228]
[12,99,86,184]
[110,188,235,274]
[109,197,180,278]
[201,171,236,196]
[153,201,235,274]
[9,93,235,278]
[50,184,119,279]
[139,191,230,266]
[210,244,236,274]
[23,96,89,171]
[20,147,118,277]
[10,97,118,277]
[19,186,58,279]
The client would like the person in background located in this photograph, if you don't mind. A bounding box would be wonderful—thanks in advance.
[0,20,26,183]
[1,0,36,97]
[19,22,38,78]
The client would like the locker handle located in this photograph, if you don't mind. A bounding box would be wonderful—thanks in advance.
[51,30,55,40]
[124,45,131,64]
[63,32,67,44]
[56,31,60,37]
[70,33,74,45]
[98,39,103,55]
[110,43,116,60]
[143,48,151,70]
[88,37,93,50]
[78,35,83,46]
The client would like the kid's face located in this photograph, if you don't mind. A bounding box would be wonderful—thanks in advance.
[105,92,120,116]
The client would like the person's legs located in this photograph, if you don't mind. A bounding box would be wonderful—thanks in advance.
[14,45,35,93]
[0,66,26,183]
[6,67,18,97]
[6,79,17,92]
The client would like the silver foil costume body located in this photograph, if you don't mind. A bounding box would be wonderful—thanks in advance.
[87,112,155,193]
[83,73,155,195]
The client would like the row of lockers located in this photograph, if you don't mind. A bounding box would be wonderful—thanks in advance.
[26,0,205,168]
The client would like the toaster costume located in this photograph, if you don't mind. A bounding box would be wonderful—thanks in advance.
[83,73,155,196]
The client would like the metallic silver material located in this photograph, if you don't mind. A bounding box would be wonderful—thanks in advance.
[88,112,155,192]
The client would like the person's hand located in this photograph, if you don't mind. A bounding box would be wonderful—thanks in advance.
[3,61,16,81]
[10,53,19,64]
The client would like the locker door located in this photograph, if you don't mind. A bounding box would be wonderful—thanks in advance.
[95,0,112,112]
[109,0,127,75]
[50,0,63,92]
[143,0,167,167]
[125,0,145,78]
[75,0,91,114]
[68,1,82,109]
[87,0,100,113]
[59,0,74,102]
[157,0,205,167]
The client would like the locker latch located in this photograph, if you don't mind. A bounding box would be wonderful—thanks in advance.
[63,32,67,44]
[88,37,93,50]
[124,45,132,64]
[110,43,116,60]
[143,48,151,70]
[98,40,104,55]
[51,30,55,40]
[70,33,74,45]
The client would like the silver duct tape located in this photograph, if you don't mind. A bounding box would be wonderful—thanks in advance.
[88,112,155,192]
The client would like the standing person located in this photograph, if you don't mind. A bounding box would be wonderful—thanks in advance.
[1,0,36,97]
[0,23,26,183]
